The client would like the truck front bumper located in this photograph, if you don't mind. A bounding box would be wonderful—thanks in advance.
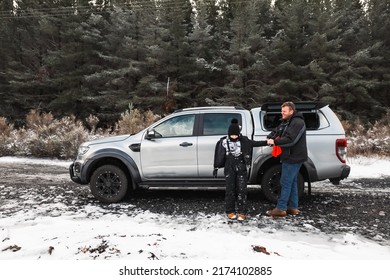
[69,163,82,184]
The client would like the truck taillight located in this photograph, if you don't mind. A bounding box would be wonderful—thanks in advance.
[336,138,347,163]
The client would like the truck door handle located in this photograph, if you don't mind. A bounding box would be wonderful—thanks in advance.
[179,142,193,147]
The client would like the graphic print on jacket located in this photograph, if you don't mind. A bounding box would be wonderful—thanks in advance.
[222,138,242,157]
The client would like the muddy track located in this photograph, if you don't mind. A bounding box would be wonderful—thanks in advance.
[1,162,389,244]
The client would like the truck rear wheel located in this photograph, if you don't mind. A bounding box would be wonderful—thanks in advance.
[261,164,304,203]
[90,165,128,203]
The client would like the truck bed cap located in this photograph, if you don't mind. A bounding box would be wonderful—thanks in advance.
[261,102,328,112]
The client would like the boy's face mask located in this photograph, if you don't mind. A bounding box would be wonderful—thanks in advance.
[229,135,239,142]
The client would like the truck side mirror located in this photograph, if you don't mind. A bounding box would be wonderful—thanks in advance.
[146,129,156,140]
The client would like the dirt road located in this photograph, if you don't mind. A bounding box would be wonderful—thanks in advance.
[1,161,389,244]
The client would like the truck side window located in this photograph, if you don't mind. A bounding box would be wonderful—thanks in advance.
[264,112,320,130]
[202,113,241,136]
[154,115,195,137]
[302,112,320,130]
[264,113,282,130]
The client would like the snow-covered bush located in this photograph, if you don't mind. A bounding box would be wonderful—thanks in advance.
[57,116,91,159]
[0,117,14,156]
[114,103,160,135]
[1,108,389,159]
[25,111,90,159]
[346,110,390,157]
[0,106,160,159]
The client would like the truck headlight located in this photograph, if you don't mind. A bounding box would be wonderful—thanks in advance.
[78,145,90,155]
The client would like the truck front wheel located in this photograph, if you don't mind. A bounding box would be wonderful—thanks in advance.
[90,165,129,203]
[261,164,304,203]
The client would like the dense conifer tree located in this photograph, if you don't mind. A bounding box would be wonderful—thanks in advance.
[0,0,389,126]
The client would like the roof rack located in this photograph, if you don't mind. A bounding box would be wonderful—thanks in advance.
[174,106,245,113]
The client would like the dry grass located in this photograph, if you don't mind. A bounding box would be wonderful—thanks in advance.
[114,103,160,135]
[345,110,390,157]
[0,117,14,156]
[0,106,160,159]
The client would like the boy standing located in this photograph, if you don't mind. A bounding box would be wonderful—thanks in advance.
[214,119,267,220]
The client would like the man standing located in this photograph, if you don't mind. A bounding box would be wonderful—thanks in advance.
[266,102,307,217]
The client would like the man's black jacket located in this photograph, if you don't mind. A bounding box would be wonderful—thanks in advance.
[268,111,308,164]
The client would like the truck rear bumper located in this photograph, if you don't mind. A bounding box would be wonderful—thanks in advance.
[340,165,351,179]
[329,165,351,185]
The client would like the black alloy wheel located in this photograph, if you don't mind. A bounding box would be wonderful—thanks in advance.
[90,165,128,203]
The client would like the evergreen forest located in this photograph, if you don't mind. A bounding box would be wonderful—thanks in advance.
[0,0,389,128]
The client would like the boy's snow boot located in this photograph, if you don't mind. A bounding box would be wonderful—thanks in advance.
[227,213,237,220]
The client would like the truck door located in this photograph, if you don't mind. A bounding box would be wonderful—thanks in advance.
[140,114,198,179]
[197,113,242,178]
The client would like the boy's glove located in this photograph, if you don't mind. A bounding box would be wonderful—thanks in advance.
[213,168,218,178]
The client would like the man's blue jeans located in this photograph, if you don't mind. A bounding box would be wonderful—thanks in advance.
[276,162,302,210]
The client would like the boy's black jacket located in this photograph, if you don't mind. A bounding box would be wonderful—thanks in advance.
[213,136,267,169]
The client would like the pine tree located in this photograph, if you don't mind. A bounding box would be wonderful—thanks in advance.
[0,0,389,126]
[81,4,149,124]
[329,0,384,121]
[138,0,194,112]
[1,1,55,123]
[332,0,370,55]
[0,0,14,120]
[188,0,222,103]
[223,0,272,107]
[268,0,313,101]
[364,0,390,118]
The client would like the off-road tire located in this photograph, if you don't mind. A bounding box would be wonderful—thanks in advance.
[90,165,128,203]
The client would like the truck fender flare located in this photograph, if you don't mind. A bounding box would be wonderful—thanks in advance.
[249,154,276,183]
[250,155,318,183]
[302,158,318,182]
[82,148,141,185]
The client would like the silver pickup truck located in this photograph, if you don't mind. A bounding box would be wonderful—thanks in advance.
[70,102,350,203]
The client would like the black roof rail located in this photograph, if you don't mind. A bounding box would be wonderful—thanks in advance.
[261,102,328,112]
[173,106,246,113]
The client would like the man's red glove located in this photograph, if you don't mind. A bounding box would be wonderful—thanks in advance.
[272,145,282,157]
[271,136,282,157]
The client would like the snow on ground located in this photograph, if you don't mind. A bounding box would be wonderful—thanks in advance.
[0,156,72,167]
[346,156,390,179]
[0,156,390,279]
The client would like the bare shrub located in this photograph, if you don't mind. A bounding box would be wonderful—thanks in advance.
[28,133,62,158]
[85,114,99,133]
[0,117,13,136]
[10,128,30,156]
[0,117,14,156]
[1,105,160,159]
[7,106,389,160]
[57,115,90,159]
[115,104,160,135]
[24,111,60,157]
[346,118,368,156]
[347,110,390,157]
[26,110,54,129]
[24,110,89,159]
[340,119,353,135]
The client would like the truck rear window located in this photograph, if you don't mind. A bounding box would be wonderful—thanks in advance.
[264,112,320,131]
